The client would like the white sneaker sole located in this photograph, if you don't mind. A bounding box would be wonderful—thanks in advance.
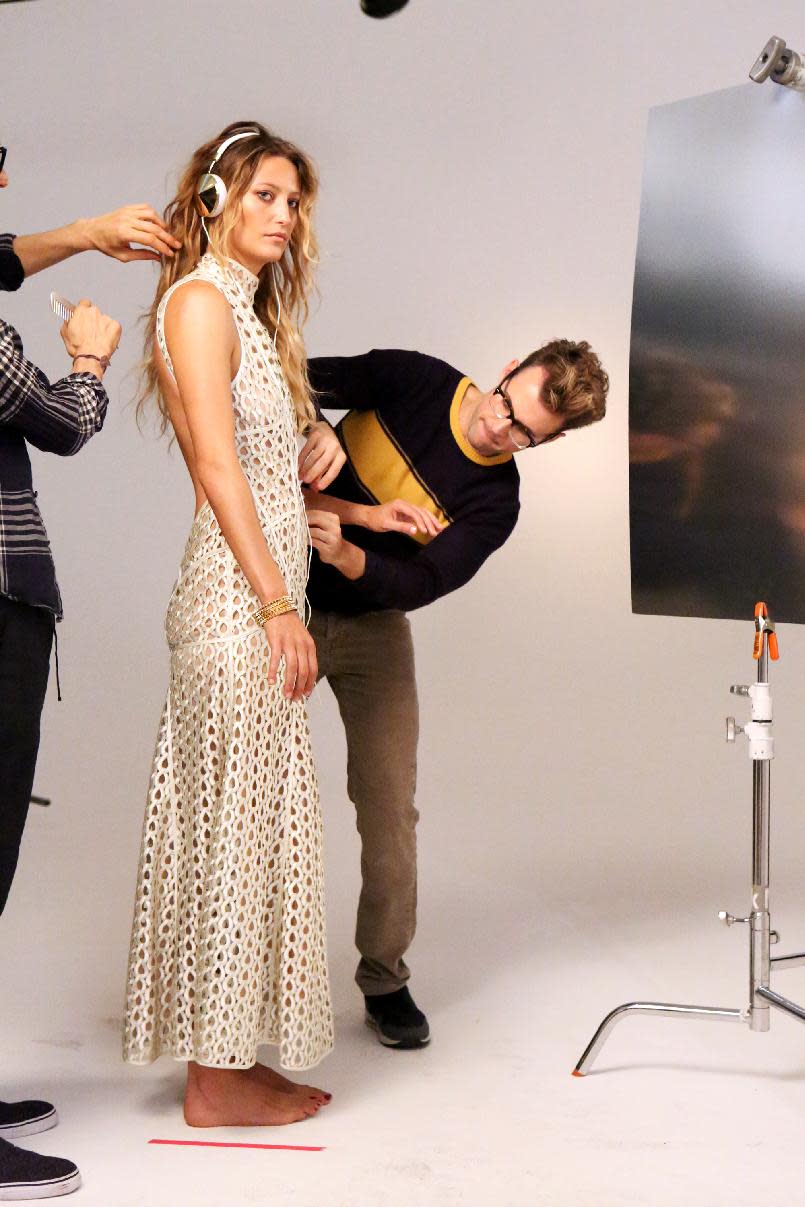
[364,1013,431,1048]
[0,1169,81,1201]
[0,1111,58,1141]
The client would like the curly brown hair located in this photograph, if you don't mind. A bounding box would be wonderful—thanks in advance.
[506,339,609,430]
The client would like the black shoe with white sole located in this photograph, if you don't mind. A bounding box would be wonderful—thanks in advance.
[364,986,430,1049]
[0,1103,58,1142]
[0,1138,81,1201]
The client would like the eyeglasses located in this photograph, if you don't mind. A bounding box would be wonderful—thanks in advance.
[491,383,540,450]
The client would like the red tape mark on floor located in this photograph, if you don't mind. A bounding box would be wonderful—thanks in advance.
[149,1139,324,1152]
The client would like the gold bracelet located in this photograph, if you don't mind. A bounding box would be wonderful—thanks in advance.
[253,595,296,626]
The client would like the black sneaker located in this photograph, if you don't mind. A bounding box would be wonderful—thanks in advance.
[364,986,430,1049]
[0,1102,58,1142]
[0,1138,81,1201]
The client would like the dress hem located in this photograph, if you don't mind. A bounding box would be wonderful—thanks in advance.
[123,1040,334,1074]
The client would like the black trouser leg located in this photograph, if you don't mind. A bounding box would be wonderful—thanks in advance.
[0,597,52,917]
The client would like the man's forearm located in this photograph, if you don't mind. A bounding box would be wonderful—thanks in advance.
[330,539,366,581]
[303,488,370,528]
[13,220,95,278]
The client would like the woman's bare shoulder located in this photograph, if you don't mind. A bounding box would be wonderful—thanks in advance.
[164,277,232,327]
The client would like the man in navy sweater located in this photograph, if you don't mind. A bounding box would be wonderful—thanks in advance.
[305,342,608,1047]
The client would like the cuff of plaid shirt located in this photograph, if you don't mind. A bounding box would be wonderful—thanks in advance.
[0,233,25,293]
[54,371,109,448]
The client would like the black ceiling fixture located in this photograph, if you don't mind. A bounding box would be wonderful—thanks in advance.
[361,0,410,17]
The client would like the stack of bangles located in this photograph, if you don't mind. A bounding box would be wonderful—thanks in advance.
[253,595,296,626]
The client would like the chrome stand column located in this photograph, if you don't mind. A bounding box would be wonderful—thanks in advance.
[749,673,771,1032]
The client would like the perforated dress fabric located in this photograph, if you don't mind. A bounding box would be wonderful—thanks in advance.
[123,254,333,1071]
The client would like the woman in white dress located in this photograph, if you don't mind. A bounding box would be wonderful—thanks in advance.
[124,122,343,1127]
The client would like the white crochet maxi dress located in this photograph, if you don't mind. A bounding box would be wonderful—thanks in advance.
[123,253,333,1072]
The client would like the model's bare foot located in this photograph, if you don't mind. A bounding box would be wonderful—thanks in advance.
[183,1063,321,1127]
[248,1061,331,1106]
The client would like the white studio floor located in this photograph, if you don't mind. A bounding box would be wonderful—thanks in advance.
[5,892,805,1207]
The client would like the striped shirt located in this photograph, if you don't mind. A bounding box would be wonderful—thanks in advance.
[0,233,109,618]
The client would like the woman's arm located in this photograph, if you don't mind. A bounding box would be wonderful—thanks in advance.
[165,282,316,698]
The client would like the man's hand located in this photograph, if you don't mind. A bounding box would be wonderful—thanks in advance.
[298,420,346,490]
[365,499,445,538]
[79,204,181,263]
[308,509,366,580]
[61,300,121,377]
[307,509,345,564]
[13,204,181,278]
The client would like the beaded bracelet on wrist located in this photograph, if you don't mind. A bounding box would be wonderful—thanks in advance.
[253,595,295,626]
[73,353,111,370]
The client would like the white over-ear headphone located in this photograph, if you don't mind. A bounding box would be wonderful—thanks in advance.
[197,129,259,219]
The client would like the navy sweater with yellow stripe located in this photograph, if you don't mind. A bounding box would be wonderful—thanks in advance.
[307,349,520,614]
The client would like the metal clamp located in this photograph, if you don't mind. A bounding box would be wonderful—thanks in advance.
[726,717,743,743]
[718,910,749,927]
[750,36,805,88]
[718,912,778,943]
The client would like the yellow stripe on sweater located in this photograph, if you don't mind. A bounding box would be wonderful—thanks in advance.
[340,410,450,545]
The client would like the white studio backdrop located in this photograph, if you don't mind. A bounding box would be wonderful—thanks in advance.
[2,0,805,1032]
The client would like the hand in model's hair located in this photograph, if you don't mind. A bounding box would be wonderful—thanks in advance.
[366,499,445,538]
[61,300,121,363]
[307,509,345,565]
[265,610,318,700]
[83,204,181,263]
[298,420,347,491]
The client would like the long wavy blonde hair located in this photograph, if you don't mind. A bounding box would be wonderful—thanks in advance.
[137,120,319,434]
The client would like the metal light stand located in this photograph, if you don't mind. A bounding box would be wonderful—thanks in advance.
[573,603,805,1076]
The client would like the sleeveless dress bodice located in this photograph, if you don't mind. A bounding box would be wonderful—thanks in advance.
[156,253,310,646]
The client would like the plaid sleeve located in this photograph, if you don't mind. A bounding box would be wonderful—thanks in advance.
[0,319,109,456]
[0,233,25,292]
